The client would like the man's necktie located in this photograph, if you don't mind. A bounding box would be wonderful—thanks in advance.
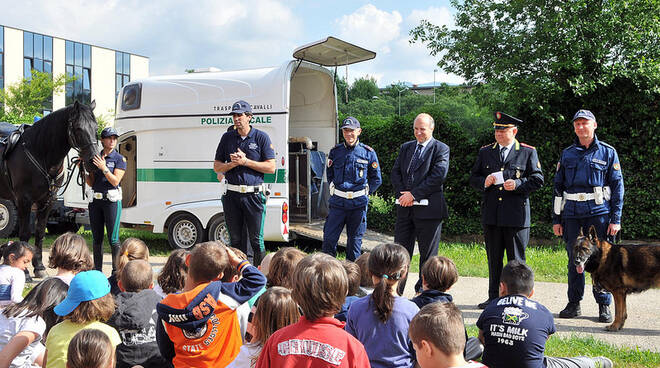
[406,144,423,188]
[500,146,508,162]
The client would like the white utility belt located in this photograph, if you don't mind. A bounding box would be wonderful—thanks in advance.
[91,188,122,202]
[330,183,368,200]
[554,186,610,215]
[225,183,266,194]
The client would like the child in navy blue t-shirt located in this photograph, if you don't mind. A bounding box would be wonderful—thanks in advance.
[477,260,613,368]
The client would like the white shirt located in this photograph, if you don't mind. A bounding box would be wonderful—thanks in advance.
[0,311,46,368]
[415,136,433,156]
[498,141,514,160]
[0,265,25,306]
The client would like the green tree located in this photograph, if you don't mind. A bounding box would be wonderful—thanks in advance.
[349,75,380,101]
[336,76,349,104]
[0,70,71,125]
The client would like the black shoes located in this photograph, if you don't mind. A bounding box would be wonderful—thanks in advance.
[559,302,581,318]
[598,304,613,323]
[478,299,494,309]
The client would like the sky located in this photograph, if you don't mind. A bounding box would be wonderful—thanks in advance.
[0,0,463,87]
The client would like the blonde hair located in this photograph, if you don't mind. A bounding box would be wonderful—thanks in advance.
[67,329,114,368]
[115,237,149,276]
[252,287,300,345]
[48,233,93,272]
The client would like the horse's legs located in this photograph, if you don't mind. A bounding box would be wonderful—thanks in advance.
[32,200,53,278]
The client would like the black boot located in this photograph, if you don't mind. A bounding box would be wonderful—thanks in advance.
[559,302,581,318]
[598,304,613,323]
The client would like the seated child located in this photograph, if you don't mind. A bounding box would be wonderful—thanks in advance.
[477,260,613,368]
[0,241,35,306]
[220,247,251,342]
[256,253,370,368]
[0,278,68,368]
[266,247,306,289]
[410,302,487,368]
[48,233,93,285]
[227,286,300,368]
[107,260,168,368]
[154,249,189,298]
[45,270,121,368]
[355,251,373,296]
[156,241,266,368]
[109,238,149,295]
[335,260,361,322]
[345,243,419,368]
[66,328,115,368]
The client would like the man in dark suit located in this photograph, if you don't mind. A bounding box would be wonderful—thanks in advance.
[469,112,544,309]
[391,113,450,295]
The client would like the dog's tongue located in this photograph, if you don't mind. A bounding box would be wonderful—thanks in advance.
[576,264,585,274]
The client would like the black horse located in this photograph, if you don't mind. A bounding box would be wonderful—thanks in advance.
[0,101,98,277]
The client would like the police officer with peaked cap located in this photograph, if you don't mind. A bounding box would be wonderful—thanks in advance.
[86,126,127,273]
[469,112,544,309]
[553,109,623,323]
[322,116,382,261]
[214,100,276,265]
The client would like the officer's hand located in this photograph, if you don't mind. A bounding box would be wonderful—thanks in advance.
[607,223,621,236]
[226,247,244,268]
[92,155,106,170]
[399,192,414,207]
[484,175,495,188]
[553,224,563,236]
[503,179,516,191]
[216,172,225,183]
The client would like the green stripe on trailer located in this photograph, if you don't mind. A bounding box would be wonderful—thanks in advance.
[137,168,287,183]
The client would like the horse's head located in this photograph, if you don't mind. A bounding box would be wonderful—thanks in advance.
[573,226,601,274]
[68,101,99,172]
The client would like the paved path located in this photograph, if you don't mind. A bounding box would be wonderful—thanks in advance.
[33,251,659,353]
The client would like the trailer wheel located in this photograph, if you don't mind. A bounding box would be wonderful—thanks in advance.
[0,199,19,238]
[207,215,230,245]
[168,213,206,249]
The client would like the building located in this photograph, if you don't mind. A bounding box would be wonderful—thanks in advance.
[0,24,149,118]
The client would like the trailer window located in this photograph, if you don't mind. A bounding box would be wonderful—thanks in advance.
[121,83,142,111]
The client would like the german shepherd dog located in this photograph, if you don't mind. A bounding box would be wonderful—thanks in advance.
[573,226,660,331]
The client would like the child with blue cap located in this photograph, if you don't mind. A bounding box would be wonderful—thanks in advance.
[44,270,121,368]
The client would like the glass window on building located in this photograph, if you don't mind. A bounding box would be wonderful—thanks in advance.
[65,41,91,105]
[115,51,131,101]
[23,31,54,111]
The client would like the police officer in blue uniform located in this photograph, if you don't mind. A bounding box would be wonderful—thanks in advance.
[214,100,276,265]
[322,116,382,261]
[469,112,544,309]
[553,109,624,323]
[86,127,126,273]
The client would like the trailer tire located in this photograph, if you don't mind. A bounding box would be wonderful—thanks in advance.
[207,215,230,245]
[167,213,206,249]
[0,199,19,238]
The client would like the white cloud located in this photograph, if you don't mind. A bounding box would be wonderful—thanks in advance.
[407,6,454,28]
[336,4,402,55]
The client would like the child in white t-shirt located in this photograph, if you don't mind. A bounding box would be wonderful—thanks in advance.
[0,241,35,307]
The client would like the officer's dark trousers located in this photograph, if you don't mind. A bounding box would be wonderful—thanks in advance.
[222,191,266,266]
[322,205,367,262]
[484,225,528,300]
[562,214,612,305]
[395,217,442,295]
[89,199,122,273]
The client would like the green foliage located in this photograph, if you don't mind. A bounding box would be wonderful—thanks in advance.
[94,110,114,137]
[335,76,349,104]
[339,98,394,117]
[349,75,379,101]
[0,70,71,124]
[366,194,395,233]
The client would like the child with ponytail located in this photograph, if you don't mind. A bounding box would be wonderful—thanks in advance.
[345,243,419,368]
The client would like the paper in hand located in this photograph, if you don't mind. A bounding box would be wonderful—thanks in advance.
[492,171,504,185]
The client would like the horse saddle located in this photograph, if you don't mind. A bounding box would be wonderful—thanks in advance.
[0,122,28,160]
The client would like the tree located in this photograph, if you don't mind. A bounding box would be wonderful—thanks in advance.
[0,70,71,125]
[336,76,349,104]
[349,75,380,101]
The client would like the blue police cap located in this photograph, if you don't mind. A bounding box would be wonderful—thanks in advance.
[101,126,119,138]
[341,116,360,129]
[572,109,596,123]
[493,111,522,130]
[231,100,252,115]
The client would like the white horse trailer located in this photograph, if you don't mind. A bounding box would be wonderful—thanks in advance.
[64,37,375,249]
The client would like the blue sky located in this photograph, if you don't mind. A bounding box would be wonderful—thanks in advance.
[0,0,461,87]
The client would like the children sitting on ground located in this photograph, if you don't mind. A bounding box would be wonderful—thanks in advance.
[246,251,274,308]
[220,247,251,342]
[0,278,68,368]
[355,251,373,296]
[109,238,150,295]
[107,260,168,368]
[477,260,613,368]
[66,329,115,368]
[155,241,266,368]
[0,241,35,306]
[335,260,361,322]
[153,249,189,298]
[227,286,300,368]
[256,253,370,367]
[410,256,484,361]
[266,247,306,289]
[345,243,419,368]
[409,302,487,368]
[45,270,120,368]
[48,233,93,285]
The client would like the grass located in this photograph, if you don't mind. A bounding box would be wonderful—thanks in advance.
[466,325,660,367]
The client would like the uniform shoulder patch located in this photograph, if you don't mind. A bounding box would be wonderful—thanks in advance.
[371,162,378,169]
[613,163,620,171]
[361,143,374,152]
[520,142,536,149]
